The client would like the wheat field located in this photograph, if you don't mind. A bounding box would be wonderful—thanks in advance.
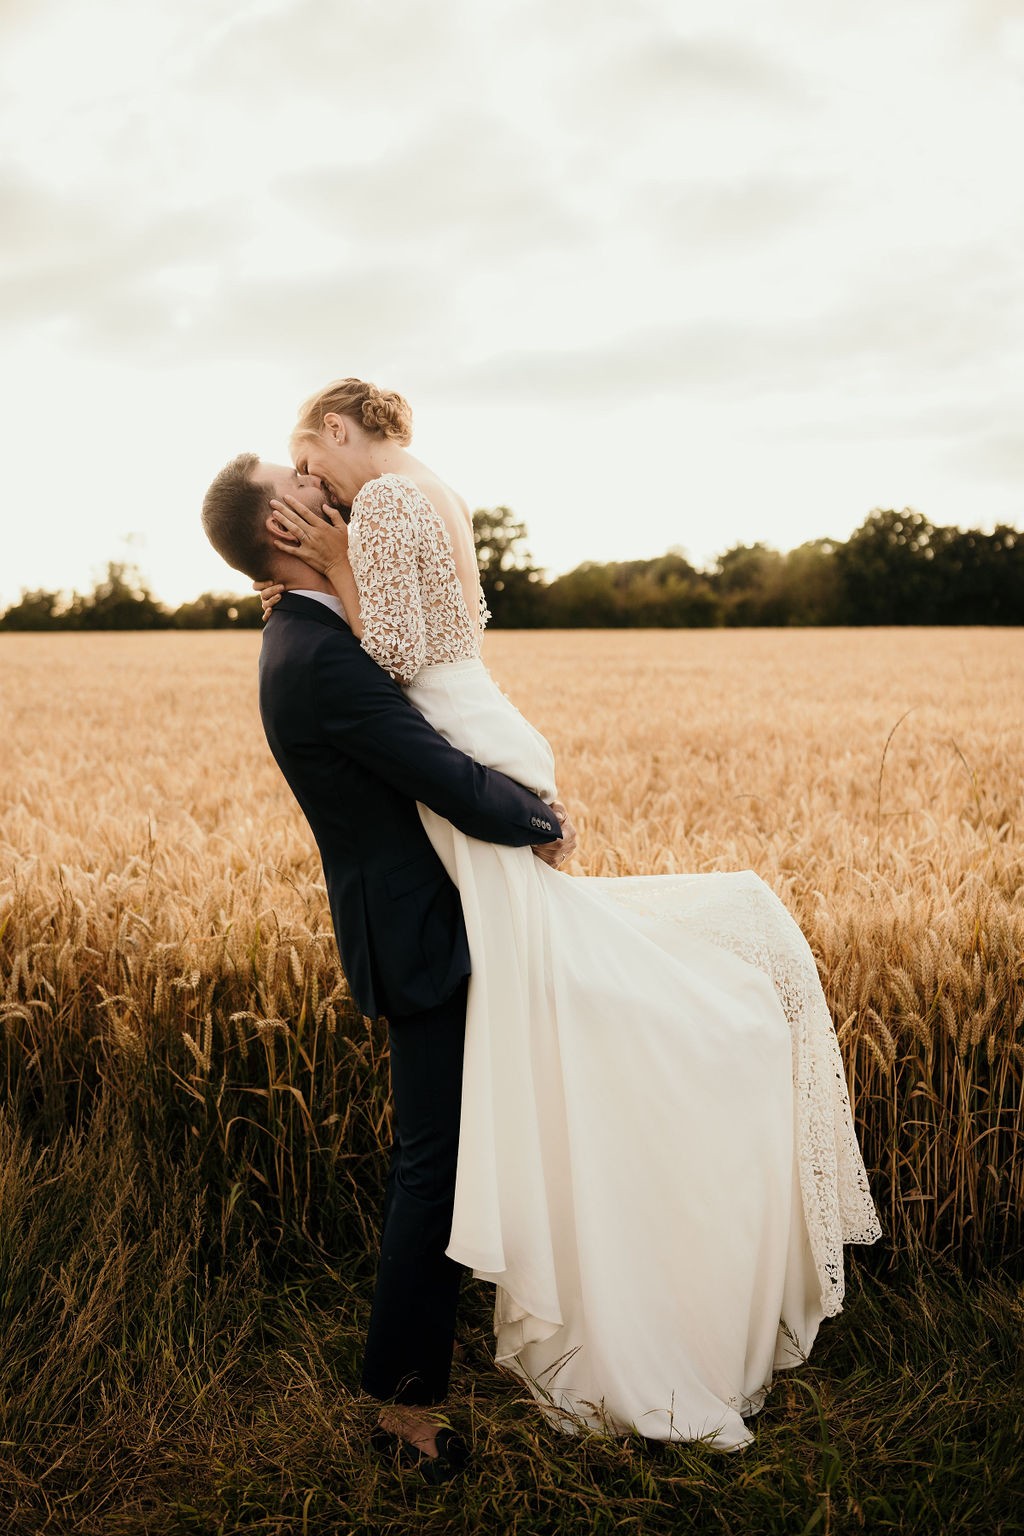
[1,627,1022,1267]
[1,627,1022,1533]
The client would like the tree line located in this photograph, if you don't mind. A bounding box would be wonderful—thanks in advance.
[476,506,1021,627]
[1,507,1020,632]
[0,565,266,631]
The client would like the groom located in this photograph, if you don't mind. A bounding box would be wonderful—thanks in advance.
[201,454,575,1469]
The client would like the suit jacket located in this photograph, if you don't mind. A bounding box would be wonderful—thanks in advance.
[258,592,560,1019]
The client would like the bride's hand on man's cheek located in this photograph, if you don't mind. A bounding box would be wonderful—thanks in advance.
[267,494,349,577]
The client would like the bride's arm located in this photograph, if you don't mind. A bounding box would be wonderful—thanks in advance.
[345,479,426,684]
[324,550,363,638]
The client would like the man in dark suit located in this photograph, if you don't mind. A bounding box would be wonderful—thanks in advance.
[201,454,574,1471]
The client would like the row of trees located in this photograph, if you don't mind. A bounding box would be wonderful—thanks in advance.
[0,565,265,631]
[476,508,1023,628]
[1,509,1020,632]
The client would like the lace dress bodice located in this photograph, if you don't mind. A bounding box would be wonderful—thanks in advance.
[348,473,491,685]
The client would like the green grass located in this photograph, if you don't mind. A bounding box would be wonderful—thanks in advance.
[1,1101,1021,1536]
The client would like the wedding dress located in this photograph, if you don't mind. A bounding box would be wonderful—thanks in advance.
[348,474,882,1450]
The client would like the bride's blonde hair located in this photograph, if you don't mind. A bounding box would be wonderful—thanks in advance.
[292,377,413,453]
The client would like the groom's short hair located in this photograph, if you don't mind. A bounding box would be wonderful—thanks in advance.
[201,453,274,580]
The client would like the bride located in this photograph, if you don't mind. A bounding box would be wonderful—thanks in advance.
[257,376,882,1450]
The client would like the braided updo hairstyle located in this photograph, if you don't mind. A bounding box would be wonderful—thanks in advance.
[292,377,413,450]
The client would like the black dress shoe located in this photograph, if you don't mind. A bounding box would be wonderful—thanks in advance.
[370,1424,471,1483]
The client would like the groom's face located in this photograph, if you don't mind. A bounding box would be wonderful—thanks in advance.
[256,461,328,518]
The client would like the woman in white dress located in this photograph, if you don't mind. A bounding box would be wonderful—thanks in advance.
[258,377,881,1451]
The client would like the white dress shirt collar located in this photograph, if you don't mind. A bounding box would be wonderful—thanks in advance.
[290,588,348,623]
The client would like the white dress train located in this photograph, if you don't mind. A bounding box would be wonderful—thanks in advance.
[347,473,882,1450]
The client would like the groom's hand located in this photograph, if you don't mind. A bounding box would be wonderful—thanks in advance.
[532,800,578,869]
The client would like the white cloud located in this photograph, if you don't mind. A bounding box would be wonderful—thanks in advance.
[0,0,1021,608]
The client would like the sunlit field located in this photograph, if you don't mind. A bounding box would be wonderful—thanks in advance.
[1,628,1021,1535]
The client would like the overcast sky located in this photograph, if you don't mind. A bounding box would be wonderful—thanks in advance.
[1,0,1021,607]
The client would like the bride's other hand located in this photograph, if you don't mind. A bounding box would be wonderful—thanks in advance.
[533,800,578,869]
[267,493,350,580]
[253,580,285,621]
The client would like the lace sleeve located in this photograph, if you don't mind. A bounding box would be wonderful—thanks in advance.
[348,477,427,685]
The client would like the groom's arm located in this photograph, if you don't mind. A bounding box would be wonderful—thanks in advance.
[310,636,562,848]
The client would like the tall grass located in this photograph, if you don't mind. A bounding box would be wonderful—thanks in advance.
[2,629,1021,1268]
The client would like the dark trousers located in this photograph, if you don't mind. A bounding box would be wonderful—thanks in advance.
[360,977,468,1405]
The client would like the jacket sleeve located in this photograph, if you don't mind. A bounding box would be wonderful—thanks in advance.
[309,632,561,847]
